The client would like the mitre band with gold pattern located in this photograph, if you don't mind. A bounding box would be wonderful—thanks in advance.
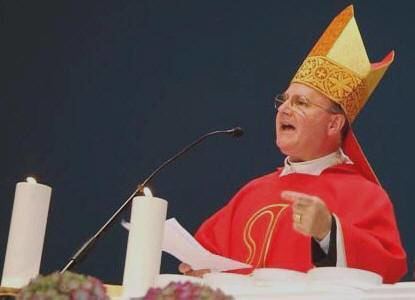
[291,5,394,123]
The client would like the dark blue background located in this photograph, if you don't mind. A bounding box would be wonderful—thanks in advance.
[1,0,414,284]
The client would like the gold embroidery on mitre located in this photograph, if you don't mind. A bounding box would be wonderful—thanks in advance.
[292,56,368,122]
[243,204,289,267]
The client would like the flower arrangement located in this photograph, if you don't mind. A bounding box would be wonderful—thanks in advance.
[143,281,233,300]
[17,271,109,300]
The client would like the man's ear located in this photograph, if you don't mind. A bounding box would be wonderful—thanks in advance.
[328,114,346,136]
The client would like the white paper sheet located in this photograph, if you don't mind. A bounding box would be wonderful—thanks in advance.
[162,218,251,272]
[122,218,251,272]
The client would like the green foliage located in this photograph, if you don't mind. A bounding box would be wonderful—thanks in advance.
[17,271,109,300]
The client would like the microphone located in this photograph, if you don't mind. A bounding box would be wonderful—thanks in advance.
[226,127,244,138]
[60,127,244,272]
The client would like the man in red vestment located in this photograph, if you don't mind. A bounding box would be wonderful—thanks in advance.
[179,6,407,283]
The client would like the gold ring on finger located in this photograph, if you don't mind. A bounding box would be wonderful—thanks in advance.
[294,213,302,224]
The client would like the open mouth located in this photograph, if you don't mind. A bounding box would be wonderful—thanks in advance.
[280,122,296,131]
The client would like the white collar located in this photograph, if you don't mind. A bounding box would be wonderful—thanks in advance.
[280,148,353,177]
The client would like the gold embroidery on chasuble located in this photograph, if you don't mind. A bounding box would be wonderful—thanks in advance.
[243,204,289,267]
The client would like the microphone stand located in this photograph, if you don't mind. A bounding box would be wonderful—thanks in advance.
[60,127,243,272]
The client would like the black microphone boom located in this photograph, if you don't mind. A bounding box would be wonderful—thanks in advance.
[60,127,244,272]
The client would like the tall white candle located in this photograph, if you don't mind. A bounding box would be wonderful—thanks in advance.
[122,192,168,298]
[1,178,52,288]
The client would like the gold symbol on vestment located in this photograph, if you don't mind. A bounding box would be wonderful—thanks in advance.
[243,204,289,267]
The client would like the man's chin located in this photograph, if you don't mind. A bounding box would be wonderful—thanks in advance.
[275,140,297,156]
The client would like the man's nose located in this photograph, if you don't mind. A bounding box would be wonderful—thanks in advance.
[277,99,293,115]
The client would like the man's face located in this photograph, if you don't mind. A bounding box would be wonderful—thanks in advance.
[275,83,339,161]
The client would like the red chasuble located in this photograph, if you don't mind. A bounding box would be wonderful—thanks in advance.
[195,163,407,283]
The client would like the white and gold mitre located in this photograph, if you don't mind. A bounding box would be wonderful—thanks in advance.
[291,5,394,123]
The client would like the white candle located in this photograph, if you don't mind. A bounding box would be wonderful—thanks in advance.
[122,189,168,298]
[1,177,52,288]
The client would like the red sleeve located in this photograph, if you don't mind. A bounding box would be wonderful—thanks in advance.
[194,193,239,257]
[194,205,231,256]
[194,182,255,257]
[339,187,407,283]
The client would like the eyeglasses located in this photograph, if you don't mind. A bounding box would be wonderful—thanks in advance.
[274,93,335,114]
